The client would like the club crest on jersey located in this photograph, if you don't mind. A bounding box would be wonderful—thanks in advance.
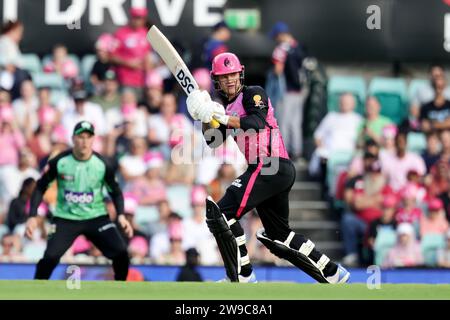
[231,178,242,188]
[253,95,264,108]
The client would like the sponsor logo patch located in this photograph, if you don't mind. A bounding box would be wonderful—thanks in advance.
[232,179,242,188]
[64,190,94,204]
[253,94,264,108]
[60,174,75,181]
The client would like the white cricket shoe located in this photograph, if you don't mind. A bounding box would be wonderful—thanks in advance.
[326,264,350,284]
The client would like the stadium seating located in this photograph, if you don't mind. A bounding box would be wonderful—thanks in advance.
[374,227,397,266]
[21,53,42,74]
[368,77,408,124]
[81,54,97,82]
[326,151,354,196]
[327,75,366,115]
[31,72,66,91]
[134,205,160,235]
[408,78,429,103]
[407,132,427,154]
[166,185,193,218]
[421,234,446,267]
[22,242,46,262]
[81,54,97,93]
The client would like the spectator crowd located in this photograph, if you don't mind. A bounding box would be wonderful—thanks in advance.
[0,11,449,273]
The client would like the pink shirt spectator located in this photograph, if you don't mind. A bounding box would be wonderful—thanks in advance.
[383,223,423,268]
[396,207,422,224]
[0,114,25,166]
[420,212,449,237]
[43,58,79,79]
[112,26,150,87]
[380,151,426,191]
[382,241,423,268]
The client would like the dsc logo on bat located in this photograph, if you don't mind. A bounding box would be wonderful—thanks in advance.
[176,68,195,94]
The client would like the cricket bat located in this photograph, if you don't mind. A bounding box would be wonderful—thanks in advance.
[146,25,220,128]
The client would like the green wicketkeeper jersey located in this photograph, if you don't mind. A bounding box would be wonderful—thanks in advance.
[29,150,124,221]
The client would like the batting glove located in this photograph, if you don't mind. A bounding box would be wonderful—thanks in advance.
[186,89,211,120]
[211,102,229,125]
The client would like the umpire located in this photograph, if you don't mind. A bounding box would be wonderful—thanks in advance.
[25,121,133,280]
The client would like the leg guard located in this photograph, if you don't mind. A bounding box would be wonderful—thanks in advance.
[256,229,330,283]
[206,196,239,282]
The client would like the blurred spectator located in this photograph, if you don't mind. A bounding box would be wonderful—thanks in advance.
[420,198,449,238]
[2,148,39,205]
[439,129,450,162]
[28,90,59,162]
[380,131,426,192]
[156,223,185,265]
[420,75,450,132]
[425,159,449,197]
[12,80,39,137]
[61,89,106,144]
[341,151,392,266]
[270,21,307,160]
[148,92,194,164]
[411,64,450,109]
[367,194,398,254]
[105,118,134,159]
[201,21,231,68]
[151,212,184,264]
[121,193,149,241]
[119,136,148,182]
[310,93,363,180]
[182,185,219,265]
[193,68,213,93]
[357,96,392,146]
[110,7,152,92]
[0,103,25,166]
[437,230,450,268]
[148,200,172,237]
[90,33,116,95]
[395,183,423,227]
[438,171,450,222]
[139,70,164,115]
[90,69,121,112]
[421,131,441,172]
[125,151,167,205]
[379,123,398,155]
[0,233,25,262]
[43,44,79,80]
[399,103,422,133]
[0,21,23,68]
[0,21,31,100]
[6,177,35,232]
[348,138,380,177]
[128,236,149,264]
[105,88,148,137]
[382,223,423,268]
[176,248,203,282]
[208,163,237,202]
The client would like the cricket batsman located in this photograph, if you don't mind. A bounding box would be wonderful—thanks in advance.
[25,121,133,280]
[186,52,350,283]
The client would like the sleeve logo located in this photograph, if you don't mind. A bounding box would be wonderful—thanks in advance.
[253,95,264,108]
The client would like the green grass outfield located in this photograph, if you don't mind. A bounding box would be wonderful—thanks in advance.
[0,281,449,299]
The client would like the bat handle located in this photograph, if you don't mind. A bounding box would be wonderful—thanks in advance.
[210,118,220,128]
